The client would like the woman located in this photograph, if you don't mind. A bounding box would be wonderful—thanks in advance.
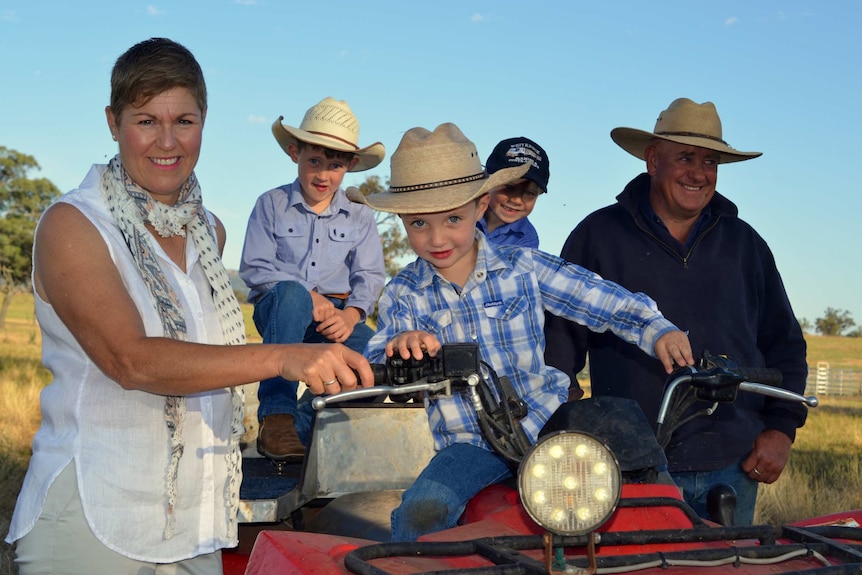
[5,38,372,574]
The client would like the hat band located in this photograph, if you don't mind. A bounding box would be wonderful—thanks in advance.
[305,130,360,150]
[656,131,728,146]
[390,171,487,193]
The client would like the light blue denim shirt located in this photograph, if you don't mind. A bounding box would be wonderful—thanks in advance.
[366,232,677,452]
[477,215,539,249]
[239,179,385,317]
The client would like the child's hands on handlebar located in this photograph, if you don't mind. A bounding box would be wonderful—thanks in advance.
[385,330,442,361]
[654,329,695,374]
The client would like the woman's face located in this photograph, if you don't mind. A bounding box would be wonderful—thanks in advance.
[106,86,205,204]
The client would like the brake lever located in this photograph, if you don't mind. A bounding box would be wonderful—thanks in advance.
[310,379,453,411]
[738,382,818,407]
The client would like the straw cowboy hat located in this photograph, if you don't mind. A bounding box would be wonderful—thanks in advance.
[347,123,529,214]
[272,97,385,172]
[611,98,762,164]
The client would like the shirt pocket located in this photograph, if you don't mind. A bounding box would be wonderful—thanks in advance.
[325,225,355,264]
[273,219,308,264]
[483,295,529,321]
[482,295,533,346]
[416,309,453,337]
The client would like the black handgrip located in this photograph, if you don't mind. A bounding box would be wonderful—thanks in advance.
[734,367,782,386]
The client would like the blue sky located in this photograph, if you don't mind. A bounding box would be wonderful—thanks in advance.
[2,1,860,331]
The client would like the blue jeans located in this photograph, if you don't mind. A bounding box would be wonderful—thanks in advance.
[252,281,374,445]
[391,443,512,542]
[671,457,758,525]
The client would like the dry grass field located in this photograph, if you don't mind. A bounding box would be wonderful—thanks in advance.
[1,293,860,574]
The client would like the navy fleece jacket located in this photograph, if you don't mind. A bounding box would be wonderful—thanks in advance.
[544,173,808,473]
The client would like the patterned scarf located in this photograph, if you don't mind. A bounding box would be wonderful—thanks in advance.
[100,155,246,540]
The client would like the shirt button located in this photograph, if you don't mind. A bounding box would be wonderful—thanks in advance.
[311,262,316,267]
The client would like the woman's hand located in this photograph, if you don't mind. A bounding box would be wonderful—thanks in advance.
[281,343,374,396]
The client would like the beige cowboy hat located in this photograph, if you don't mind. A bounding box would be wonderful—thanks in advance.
[347,122,529,214]
[272,97,385,172]
[611,98,762,164]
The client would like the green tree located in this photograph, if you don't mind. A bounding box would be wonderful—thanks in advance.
[0,146,61,327]
[355,175,411,279]
[354,175,412,322]
[814,307,856,337]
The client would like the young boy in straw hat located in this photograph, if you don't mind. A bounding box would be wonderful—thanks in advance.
[240,97,386,461]
[349,122,694,542]
[478,136,550,248]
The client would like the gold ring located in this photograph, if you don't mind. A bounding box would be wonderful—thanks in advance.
[323,378,338,387]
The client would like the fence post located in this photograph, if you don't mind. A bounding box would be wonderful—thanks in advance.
[815,362,829,395]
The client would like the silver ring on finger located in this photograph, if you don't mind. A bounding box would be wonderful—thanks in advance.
[323,378,338,387]
[753,467,762,476]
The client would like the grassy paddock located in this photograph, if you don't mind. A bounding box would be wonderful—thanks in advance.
[1,293,860,573]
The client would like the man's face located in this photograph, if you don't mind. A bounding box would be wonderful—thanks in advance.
[646,140,719,224]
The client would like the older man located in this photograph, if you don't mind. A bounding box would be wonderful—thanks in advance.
[544,98,808,525]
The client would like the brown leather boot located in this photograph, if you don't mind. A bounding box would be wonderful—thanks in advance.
[257,413,305,461]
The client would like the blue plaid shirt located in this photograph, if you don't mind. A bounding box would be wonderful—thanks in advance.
[366,233,678,452]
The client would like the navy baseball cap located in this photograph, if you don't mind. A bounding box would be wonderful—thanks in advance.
[484,137,550,193]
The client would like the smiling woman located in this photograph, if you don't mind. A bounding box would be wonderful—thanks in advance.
[4,37,374,575]
[106,87,205,209]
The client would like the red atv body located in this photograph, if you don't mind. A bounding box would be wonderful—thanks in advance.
[224,353,861,574]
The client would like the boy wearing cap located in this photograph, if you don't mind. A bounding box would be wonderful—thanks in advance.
[240,97,386,461]
[349,122,694,541]
[478,137,550,248]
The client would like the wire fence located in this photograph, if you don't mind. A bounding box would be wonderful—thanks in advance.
[804,362,862,396]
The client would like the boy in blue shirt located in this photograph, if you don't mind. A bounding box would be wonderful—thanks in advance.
[349,122,694,541]
[240,97,386,461]
[478,137,549,248]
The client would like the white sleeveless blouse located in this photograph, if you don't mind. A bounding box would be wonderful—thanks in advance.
[6,165,237,562]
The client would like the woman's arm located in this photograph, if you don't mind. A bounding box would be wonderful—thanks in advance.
[34,203,372,396]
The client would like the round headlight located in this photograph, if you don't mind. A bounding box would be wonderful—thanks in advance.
[518,431,621,536]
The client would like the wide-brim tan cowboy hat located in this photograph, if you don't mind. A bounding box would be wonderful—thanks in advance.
[272,96,385,172]
[347,122,530,214]
[611,98,762,164]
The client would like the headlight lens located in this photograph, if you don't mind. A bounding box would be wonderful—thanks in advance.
[519,431,621,535]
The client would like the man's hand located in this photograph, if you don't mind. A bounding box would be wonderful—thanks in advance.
[742,429,792,484]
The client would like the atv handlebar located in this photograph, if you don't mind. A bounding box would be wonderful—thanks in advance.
[656,366,818,426]
[311,343,484,411]
[310,377,469,410]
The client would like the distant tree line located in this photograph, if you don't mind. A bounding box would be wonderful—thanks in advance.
[798,308,861,337]
[0,146,61,327]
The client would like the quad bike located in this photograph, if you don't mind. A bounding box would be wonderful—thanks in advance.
[225,347,862,574]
